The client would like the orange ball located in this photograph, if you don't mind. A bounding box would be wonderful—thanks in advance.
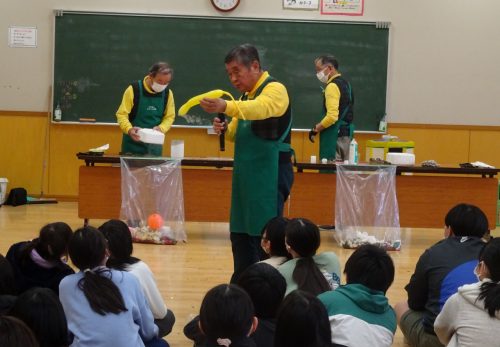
[147,213,164,230]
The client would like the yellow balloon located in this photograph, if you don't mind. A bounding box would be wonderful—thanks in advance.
[178,89,228,116]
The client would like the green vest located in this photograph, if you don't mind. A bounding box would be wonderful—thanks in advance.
[230,76,292,236]
[121,80,167,156]
[319,79,354,161]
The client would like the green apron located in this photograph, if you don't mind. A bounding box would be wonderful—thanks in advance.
[121,81,166,156]
[230,78,292,237]
[319,82,354,161]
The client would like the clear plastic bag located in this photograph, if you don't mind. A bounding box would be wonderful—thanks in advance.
[120,157,186,244]
[335,165,401,250]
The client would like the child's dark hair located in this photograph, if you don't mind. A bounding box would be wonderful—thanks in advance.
[20,222,72,266]
[478,238,500,317]
[199,284,255,343]
[0,254,17,295]
[68,226,127,316]
[286,218,330,296]
[9,287,69,347]
[98,219,139,271]
[0,316,39,347]
[444,203,488,237]
[344,244,395,293]
[274,290,332,347]
[237,262,286,319]
[261,216,290,258]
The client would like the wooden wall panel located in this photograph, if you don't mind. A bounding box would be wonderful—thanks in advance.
[388,126,470,165]
[469,130,500,168]
[0,114,48,194]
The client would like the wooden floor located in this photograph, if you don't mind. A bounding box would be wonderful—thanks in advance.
[0,202,498,347]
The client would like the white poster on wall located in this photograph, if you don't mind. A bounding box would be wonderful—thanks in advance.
[8,26,37,48]
[283,0,319,10]
[321,0,364,16]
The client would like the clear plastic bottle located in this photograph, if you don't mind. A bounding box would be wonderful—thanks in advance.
[348,138,359,165]
[54,104,62,122]
[379,113,387,132]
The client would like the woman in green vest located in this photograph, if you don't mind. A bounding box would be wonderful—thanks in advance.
[199,44,294,283]
[116,62,176,156]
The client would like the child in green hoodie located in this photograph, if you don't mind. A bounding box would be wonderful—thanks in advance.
[318,244,396,347]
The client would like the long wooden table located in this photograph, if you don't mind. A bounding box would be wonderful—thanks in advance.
[77,154,499,229]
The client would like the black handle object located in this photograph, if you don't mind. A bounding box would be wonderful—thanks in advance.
[308,127,318,143]
[217,113,226,151]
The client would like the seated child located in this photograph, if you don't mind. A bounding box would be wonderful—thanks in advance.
[434,237,500,347]
[278,218,341,296]
[318,244,396,347]
[99,219,175,337]
[274,290,333,347]
[197,284,258,347]
[59,226,167,347]
[259,217,290,268]
[6,222,73,294]
[184,263,286,347]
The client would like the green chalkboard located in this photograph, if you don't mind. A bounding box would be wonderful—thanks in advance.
[54,12,388,130]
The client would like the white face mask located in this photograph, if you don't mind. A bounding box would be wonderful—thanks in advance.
[316,68,329,84]
[151,82,168,93]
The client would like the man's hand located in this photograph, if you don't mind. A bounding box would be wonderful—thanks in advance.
[152,126,162,132]
[128,127,141,142]
[200,98,227,114]
[308,127,318,143]
[212,117,227,135]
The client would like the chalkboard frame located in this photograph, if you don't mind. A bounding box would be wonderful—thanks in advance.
[52,11,390,131]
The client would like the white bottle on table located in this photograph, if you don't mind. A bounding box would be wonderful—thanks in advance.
[54,104,62,122]
[349,138,358,165]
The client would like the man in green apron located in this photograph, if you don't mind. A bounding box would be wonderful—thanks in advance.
[116,62,176,156]
[200,44,294,282]
[309,55,354,161]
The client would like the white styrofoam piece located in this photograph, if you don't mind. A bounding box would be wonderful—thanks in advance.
[138,128,165,145]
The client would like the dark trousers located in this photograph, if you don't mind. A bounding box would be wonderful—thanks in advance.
[230,233,263,283]
[277,161,294,216]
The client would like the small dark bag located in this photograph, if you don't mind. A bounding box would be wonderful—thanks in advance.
[5,188,28,206]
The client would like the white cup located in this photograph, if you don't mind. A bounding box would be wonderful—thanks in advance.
[321,158,328,164]
[171,140,184,159]
[310,155,317,164]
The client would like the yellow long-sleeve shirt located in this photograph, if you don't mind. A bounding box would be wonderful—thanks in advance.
[319,73,342,129]
[224,71,289,141]
[116,76,176,134]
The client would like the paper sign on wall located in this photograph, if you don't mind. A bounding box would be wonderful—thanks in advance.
[8,26,37,48]
[283,0,319,10]
[321,0,364,16]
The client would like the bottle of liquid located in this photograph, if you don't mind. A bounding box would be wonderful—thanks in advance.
[54,104,62,122]
[378,113,387,132]
[348,138,359,165]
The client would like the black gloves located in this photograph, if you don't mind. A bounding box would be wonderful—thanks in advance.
[308,127,318,143]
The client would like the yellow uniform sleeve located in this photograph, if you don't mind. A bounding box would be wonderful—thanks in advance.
[116,85,135,134]
[157,89,175,133]
[319,82,341,129]
[225,118,238,142]
[224,82,289,121]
